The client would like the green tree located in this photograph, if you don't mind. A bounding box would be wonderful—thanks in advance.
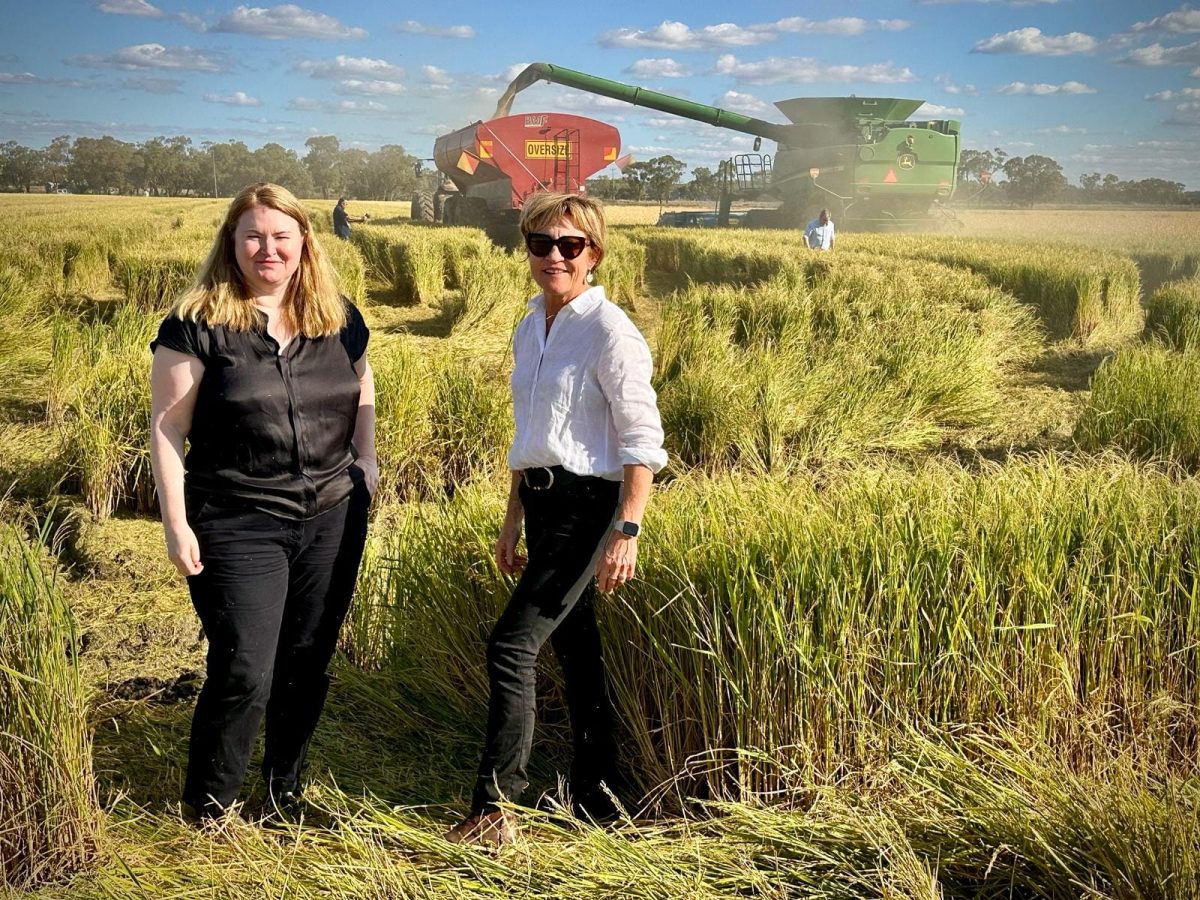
[351,144,417,200]
[1001,154,1066,206]
[69,136,137,194]
[43,135,72,189]
[304,136,342,199]
[0,141,44,192]
[958,147,1007,187]
[140,136,191,196]
[682,166,719,201]
[585,175,622,200]
[1078,171,1102,200]
[253,142,312,195]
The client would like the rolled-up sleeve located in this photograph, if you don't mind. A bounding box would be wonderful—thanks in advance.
[598,323,668,473]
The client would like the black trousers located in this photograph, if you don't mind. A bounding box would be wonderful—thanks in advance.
[182,482,369,814]
[472,475,621,813]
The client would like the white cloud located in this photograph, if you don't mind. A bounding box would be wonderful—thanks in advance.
[0,72,36,84]
[600,20,771,49]
[1124,41,1200,67]
[95,0,163,16]
[332,79,405,96]
[394,20,475,38]
[973,27,1097,55]
[486,62,532,85]
[121,76,183,93]
[714,54,916,85]
[203,90,260,106]
[1147,87,1200,100]
[421,65,454,86]
[625,58,691,78]
[598,16,907,49]
[287,97,388,115]
[997,80,1096,94]
[214,5,366,40]
[1132,8,1200,34]
[296,56,404,81]
[913,102,965,117]
[716,90,771,114]
[1036,124,1087,134]
[920,0,1061,4]
[935,74,978,95]
[68,43,224,72]
[775,17,911,36]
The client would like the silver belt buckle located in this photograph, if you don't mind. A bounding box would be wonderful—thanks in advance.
[524,467,554,491]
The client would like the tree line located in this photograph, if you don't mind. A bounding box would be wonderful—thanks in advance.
[3,133,1196,207]
[958,148,1200,207]
[0,134,423,200]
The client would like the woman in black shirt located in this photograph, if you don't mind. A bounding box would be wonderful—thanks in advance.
[150,182,376,820]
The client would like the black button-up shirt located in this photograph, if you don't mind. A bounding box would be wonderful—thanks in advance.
[151,303,369,520]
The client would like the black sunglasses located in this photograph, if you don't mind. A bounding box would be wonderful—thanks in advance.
[525,233,591,260]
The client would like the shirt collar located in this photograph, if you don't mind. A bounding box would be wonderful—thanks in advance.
[528,285,607,316]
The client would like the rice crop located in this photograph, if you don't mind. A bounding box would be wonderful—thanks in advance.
[1144,275,1200,350]
[6,196,1200,895]
[365,457,1200,802]
[47,305,158,518]
[853,234,1144,345]
[0,266,47,385]
[1075,345,1200,467]
[0,514,100,890]
[352,223,491,305]
[653,256,1041,469]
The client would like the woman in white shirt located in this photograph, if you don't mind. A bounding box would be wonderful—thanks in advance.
[445,192,667,846]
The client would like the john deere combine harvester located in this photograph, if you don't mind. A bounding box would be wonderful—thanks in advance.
[494,63,962,229]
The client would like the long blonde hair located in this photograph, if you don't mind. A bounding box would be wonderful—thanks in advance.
[172,182,346,336]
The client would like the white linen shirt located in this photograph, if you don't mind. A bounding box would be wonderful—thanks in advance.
[508,285,668,481]
[805,217,835,250]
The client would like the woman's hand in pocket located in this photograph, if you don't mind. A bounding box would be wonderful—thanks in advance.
[355,455,379,496]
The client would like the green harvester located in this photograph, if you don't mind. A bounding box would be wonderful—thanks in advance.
[495,63,962,229]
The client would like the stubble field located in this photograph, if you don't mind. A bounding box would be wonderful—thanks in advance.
[3,195,1200,898]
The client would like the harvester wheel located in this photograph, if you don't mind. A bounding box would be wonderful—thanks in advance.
[411,191,435,223]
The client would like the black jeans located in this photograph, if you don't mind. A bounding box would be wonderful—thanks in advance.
[182,481,370,814]
[472,475,621,813]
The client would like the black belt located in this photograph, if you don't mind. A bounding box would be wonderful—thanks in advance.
[521,465,596,491]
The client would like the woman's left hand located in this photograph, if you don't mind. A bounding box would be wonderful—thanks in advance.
[355,456,379,496]
[596,532,637,593]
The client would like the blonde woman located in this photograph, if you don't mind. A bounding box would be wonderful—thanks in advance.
[150,182,377,820]
[446,192,667,846]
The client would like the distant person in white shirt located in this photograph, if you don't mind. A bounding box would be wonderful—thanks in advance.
[805,208,835,250]
[445,192,667,848]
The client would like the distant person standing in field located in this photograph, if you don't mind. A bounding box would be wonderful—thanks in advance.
[332,197,368,240]
[444,192,667,847]
[805,208,835,251]
[149,182,377,821]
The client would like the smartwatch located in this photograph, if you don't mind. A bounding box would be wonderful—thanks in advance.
[614,520,640,538]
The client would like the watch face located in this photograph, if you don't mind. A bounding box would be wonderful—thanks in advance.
[619,521,640,537]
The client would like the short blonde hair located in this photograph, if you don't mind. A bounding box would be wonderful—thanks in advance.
[172,182,346,337]
[519,192,606,271]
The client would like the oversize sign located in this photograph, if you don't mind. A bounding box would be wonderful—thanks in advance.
[525,140,571,159]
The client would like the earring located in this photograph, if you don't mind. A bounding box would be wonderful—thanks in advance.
[586,270,595,284]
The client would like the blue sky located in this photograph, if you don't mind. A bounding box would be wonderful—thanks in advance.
[3,1,1200,187]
